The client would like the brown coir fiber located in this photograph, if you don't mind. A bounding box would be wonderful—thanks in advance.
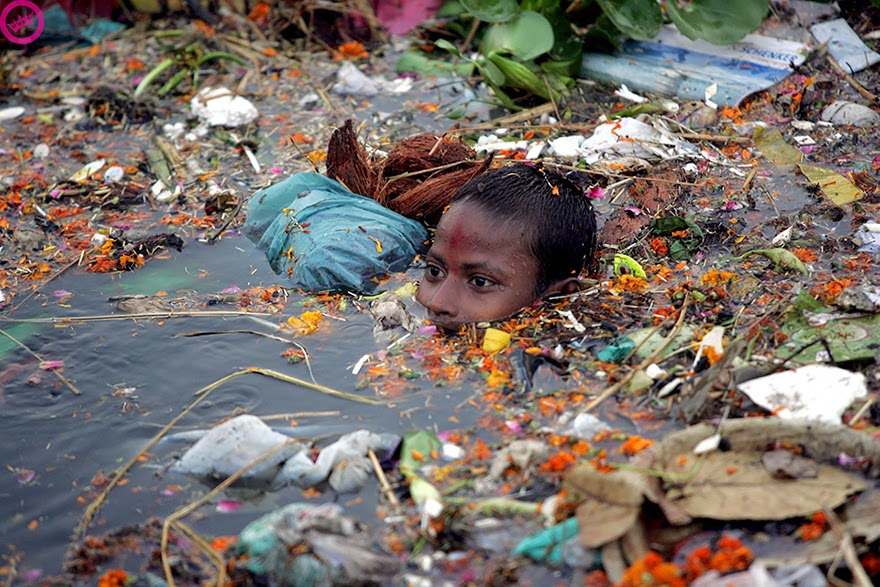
[388,157,492,223]
[324,120,485,223]
[326,119,379,199]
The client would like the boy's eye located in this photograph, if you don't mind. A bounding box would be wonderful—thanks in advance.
[425,264,445,280]
[470,276,496,289]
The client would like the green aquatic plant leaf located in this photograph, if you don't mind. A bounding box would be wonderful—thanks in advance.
[666,0,769,45]
[482,10,554,61]
[595,0,663,41]
[736,248,808,275]
[460,0,519,23]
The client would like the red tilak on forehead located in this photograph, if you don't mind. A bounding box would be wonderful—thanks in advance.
[448,221,466,252]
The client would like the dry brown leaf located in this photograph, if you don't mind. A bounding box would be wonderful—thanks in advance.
[564,465,643,547]
[664,449,864,520]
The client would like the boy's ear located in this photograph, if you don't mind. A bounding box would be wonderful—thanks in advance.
[541,277,580,298]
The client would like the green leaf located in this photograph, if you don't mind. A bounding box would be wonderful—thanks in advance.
[481,59,506,87]
[652,216,703,260]
[473,60,522,110]
[482,10,554,61]
[595,0,663,41]
[460,0,519,22]
[396,50,475,76]
[438,0,467,17]
[434,38,464,58]
[409,475,443,506]
[400,431,442,478]
[666,0,769,45]
[487,52,550,99]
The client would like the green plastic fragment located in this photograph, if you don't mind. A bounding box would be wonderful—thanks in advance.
[596,337,635,363]
[613,253,647,279]
[513,516,582,564]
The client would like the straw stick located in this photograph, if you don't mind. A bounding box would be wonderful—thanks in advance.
[0,327,80,395]
[579,294,691,415]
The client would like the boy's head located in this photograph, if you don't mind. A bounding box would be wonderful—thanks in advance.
[416,164,597,331]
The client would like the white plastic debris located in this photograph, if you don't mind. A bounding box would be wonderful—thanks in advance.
[790,119,815,131]
[564,413,611,440]
[279,429,396,492]
[90,233,108,246]
[853,221,880,254]
[691,562,782,586]
[33,143,49,159]
[693,325,724,369]
[614,84,647,103]
[0,289,6,305]
[548,135,584,158]
[645,363,667,380]
[172,415,305,484]
[820,101,880,127]
[525,141,545,160]
[771,225,794,247]
[104,166,125,183]
[163,122,186,140]
[0,106,25,121]
[151,179,180,202]
[473,134,530,154]
[738,365,868,424]
[557,309,586,333]
[190,87,258,127]
[693,433,722,455]
[333,61,382,96]
[442,442,464,460]
[704,82,718,110]
[70,159,106,181]
[811,18,880,73]
[577,116,699,165]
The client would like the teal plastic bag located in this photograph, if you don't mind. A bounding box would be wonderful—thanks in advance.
[244,173,428,293]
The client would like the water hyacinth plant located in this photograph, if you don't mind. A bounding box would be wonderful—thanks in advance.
[422,0,772,110]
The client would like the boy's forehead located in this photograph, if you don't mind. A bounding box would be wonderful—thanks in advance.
[433,203,534,264]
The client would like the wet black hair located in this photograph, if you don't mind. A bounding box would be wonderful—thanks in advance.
[449,163,597,297]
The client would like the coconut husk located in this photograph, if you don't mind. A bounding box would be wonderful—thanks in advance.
[381,134,475,177]
[323,121,487,223]
[389,157,492,223]
[326,119,379,199]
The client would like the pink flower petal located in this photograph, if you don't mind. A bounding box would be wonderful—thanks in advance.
[217,499,243,513]
[39,360,64,371]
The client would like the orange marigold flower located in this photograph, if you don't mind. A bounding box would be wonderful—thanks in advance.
[334,40,369,60]
[612,274,649,293]
[700,269,736,287]
[472,438,492,460]
[210,535,237,551]
[810,277,853,304]
[716,534,743,550]
[98,569,128,587]
[621,435,654,455]
[539,451,577,473]
[572,440,591,456]
[791,247,818,263]
[649,237,669,256]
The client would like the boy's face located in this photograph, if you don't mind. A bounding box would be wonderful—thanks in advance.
[416,201,540,331]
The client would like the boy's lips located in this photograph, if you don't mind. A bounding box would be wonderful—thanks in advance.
[426,313,462,332]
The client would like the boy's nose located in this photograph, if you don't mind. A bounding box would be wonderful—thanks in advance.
[419,280,459,323]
